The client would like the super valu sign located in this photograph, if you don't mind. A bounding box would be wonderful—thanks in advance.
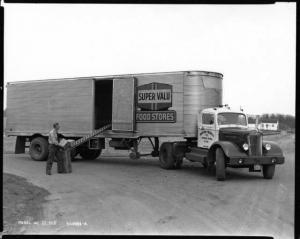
[136,82,176,123]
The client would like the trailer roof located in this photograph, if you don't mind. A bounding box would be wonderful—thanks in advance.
[6,70,223,85]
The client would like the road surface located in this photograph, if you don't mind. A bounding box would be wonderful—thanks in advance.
[3,134,294,237]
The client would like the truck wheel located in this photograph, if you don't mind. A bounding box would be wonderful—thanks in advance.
[79,148,101,160]
[262,165,275,179]
[215,147,226,181]
[29,137,49,161]
[159,142,175,169]
[70,149,78,161]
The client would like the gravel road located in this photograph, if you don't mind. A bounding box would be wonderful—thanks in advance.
[3,134,294,238]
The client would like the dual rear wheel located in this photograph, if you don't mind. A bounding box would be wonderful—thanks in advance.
[29,137,49,161]
[159,142,183,169]
[159,143,227,180]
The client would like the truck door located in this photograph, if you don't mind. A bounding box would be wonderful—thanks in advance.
[112,77,136,131]
[198,112,218,148]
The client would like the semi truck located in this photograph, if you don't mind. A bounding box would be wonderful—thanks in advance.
[5,70,284,180]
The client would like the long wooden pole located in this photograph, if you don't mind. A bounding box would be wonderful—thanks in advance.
[61,124,111,173]
[70,124,112,149]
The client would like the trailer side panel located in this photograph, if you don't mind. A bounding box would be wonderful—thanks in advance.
[6,79,94,137]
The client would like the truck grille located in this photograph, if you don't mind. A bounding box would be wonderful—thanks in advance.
[248,132,262,156]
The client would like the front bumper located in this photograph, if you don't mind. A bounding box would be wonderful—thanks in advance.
[228,155,284,166]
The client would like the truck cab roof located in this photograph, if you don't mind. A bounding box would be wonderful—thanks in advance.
[201,106,246,115]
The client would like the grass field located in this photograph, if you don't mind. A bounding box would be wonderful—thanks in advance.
[2,173,50,234]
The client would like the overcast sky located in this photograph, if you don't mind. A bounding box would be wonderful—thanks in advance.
[4,3,296,115]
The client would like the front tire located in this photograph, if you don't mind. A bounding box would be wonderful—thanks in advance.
[29,137,49,161]
[159,142,175,169]
[263,164,275,179]
[215,148,226,181]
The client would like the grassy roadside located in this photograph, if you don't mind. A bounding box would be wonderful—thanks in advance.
[263,131,295,154]
[2,173,50,235]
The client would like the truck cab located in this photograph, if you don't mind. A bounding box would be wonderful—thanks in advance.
[197,106,248,149]
[181,105,285,180]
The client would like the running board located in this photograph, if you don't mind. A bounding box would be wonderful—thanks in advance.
[185,147,208,163]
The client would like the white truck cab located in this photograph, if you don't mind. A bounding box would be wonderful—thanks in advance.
[197,105,248,148]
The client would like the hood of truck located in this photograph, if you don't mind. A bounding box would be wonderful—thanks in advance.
[218,127,259,148]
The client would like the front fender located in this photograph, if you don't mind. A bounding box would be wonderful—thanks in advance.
[209,141,247,159]
[263,141,284,157]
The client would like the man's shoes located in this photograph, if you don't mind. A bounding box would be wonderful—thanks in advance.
[46,170,52,175]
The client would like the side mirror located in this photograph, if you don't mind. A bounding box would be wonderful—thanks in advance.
[210,120,214,125]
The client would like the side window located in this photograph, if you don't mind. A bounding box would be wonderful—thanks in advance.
[202,113,214,125]
[237,114,247,125]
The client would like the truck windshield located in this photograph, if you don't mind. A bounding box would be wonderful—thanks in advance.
[217,113,247,126]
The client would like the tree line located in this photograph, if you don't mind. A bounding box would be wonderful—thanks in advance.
[248,113,295,130]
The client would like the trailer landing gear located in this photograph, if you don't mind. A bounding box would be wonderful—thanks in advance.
[150,137,160,157]
[128,137,160,160]
[129,149,141,160]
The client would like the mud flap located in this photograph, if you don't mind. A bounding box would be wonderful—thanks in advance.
[15,136,26,154]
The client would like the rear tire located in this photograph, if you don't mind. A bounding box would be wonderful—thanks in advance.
[79,148,101,160]
[159,142,175,169]
[263,164,275,179]
[29,137,49,161]
[215,148,226,181]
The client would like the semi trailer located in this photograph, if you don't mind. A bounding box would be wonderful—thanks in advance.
[5,70,284,180]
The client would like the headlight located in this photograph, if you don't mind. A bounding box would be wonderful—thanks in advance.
[264,143,271,151]
[242,143,249,151]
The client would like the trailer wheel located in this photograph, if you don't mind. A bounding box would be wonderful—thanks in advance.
[262,164,275,179]
[70,149,78,161]
[159,142,175,169]
[29,137,49,161]
[215,147,226,181]
[79,148,101,160]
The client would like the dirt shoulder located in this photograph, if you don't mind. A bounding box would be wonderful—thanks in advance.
[2,173,50,234]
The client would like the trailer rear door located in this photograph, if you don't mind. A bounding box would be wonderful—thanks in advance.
[112,77,136,131]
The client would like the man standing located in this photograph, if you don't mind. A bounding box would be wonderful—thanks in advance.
[46,122,62,175]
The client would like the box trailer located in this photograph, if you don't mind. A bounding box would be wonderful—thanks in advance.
[5,70,284,180]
